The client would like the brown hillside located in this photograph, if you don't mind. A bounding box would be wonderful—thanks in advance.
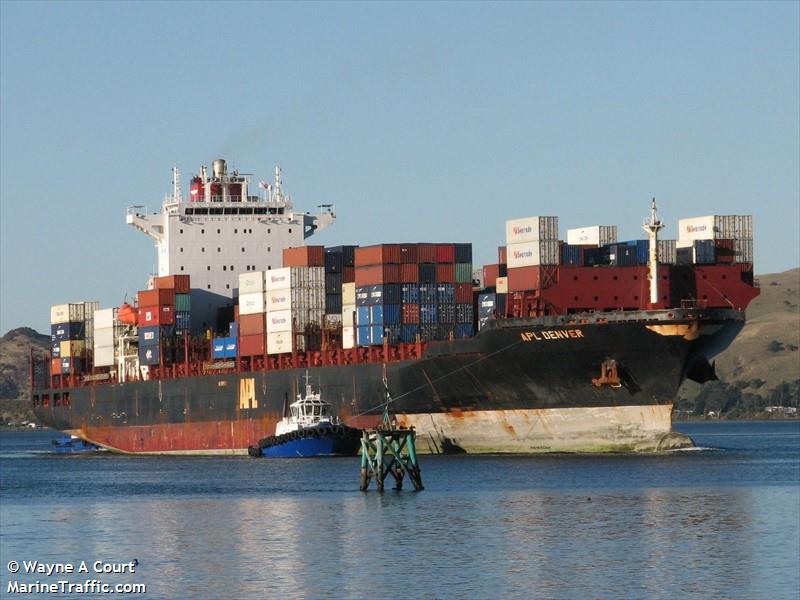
[680,268,800,400]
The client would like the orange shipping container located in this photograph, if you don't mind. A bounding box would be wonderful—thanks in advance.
[137,305,175,326]
[138,288,176,307]
[239,334,265,357]
[283,246,325,267]
[239,313,266,336]
[483,264,500,288]
[153,275,190,293]
[354,264,400,286]
[355,244,401,266]
[507,266,545,292]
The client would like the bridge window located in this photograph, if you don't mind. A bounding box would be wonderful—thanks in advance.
[54,393,61,406]
[223,266,227,271]
[201,229,205,234]
[33,394,39,406]
[180,266,184,271]
[63,392,70,407]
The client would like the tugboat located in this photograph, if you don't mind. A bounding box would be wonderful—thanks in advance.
[51,435,102,453]
[248,374,361,458]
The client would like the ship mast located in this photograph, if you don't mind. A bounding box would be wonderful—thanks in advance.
[642,198,664,306]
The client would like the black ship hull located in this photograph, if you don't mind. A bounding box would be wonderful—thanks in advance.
[33,309,743,454]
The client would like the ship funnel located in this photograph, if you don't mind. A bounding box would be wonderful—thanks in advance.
[212,159,227,178]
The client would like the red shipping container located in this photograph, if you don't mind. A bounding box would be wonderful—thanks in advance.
[153,275,190,293]
[283,245,324,267]
[51,358,61,374]
[435,264,455,283]
[137,305,175,326]
[436,243,455,264]
[239,313,266,336]
[342,266,355,283]
[401,303,420,324]
[355,244,401,266]
[483,264,500,288]
[416,243,436,263]
[138,288,176,307]
[399,244,418,264]
[355,264,400,286]
[400,263,419,283]
[507,266,544,292]
[239,333,265,357]
[498,246,507,265]
[455,283,472,303]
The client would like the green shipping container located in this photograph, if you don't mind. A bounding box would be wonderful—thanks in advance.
[455,263,473,283]
[175,293,191,312]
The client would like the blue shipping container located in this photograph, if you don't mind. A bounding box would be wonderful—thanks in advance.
[478,293,496,316]
[400,324,420,343]
[370,325,384,344]
[419,284,437,304]
[51,322,84,341]
[355,287,370,306]
[401,284,420,304]
[229,322,239,337]
[357,326,371,346]
[438,303,456,323]
[455,324,475,339]
[370,305,384,325]
[356,306,370,326]
[561,244,582,266]
[436,284,455,304]
[212,339,226,360]
[420,303,438,324]
[418,264,437,283]
[224,338,238,358]
[383,304,401,325]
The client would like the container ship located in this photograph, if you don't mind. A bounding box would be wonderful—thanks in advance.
[31,158,760,454]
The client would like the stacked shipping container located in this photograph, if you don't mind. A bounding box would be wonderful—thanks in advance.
[137,275,190,366]
[92,308,121,367]
[237,267,325,356]
[677,215,754,265]
[50,301,98,375]
[505,216,559,292]
[324,245,357,319]
[353,243,474,345]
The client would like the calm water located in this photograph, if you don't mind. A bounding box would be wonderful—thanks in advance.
[1,421,798,599]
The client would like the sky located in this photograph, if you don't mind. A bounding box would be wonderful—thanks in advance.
[1,1,798,333]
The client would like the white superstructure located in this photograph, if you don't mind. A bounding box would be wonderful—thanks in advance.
[127,158,335,330]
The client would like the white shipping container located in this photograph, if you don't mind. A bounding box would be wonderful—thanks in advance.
[506,241,560,268]
[50,303,86,324]
[496,277,508,294]
[239,292,266,315]
[735,215,753,240]
[342,304,356,327]
[93,327,115,348]
[657,239,677,264]
[265,267,325,291]
[678,216,718,241]
[566,225,618,247]
[734,239,754,263]
[238,271,266,294]
[505,216,559,244]
[265,288,292,312]
[84,301,99,320]
[267,331,293,355]
[266,310,293,333]
[93,308,118,330]
[342,326,355,349]
[93,346,116,367]
[342,282,356,305]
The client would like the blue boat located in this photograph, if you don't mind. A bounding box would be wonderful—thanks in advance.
[248,374,361,458]
[51,435,102,453]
